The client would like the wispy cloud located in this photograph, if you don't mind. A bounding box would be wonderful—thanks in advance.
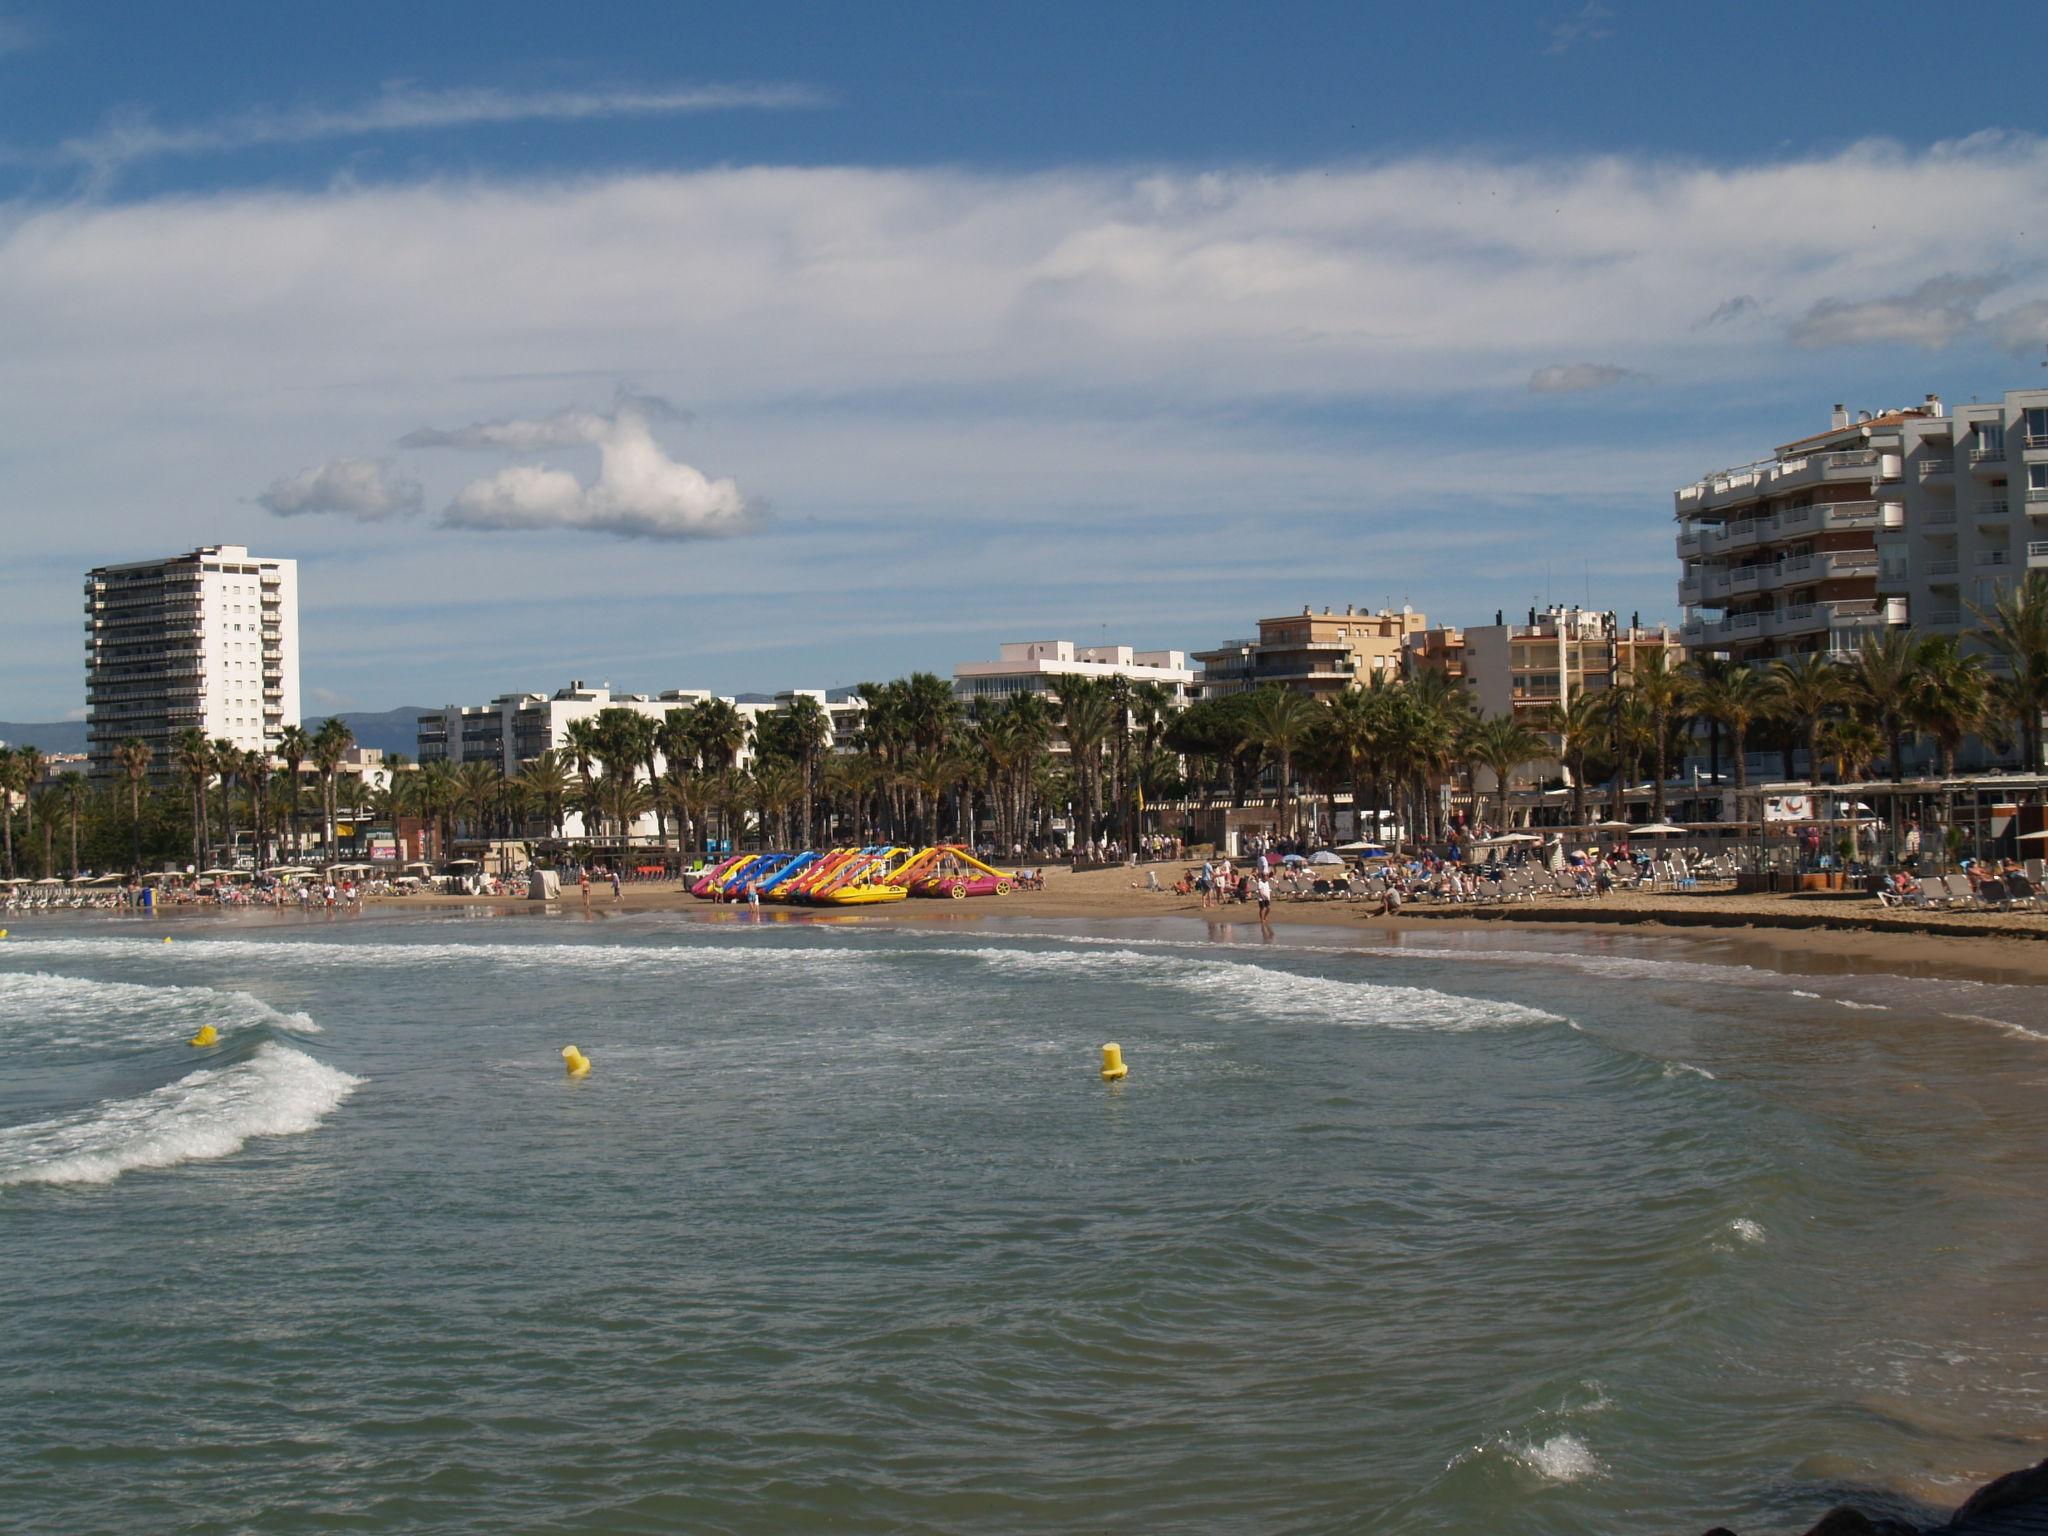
[258,457,421,521]
[1545,1,1615,54]
[400,391,684,451]
[0,12,35,59]
[1789,272,2008,349]
[1697,294,1764,329]
[1528,362,1635,394]
[26,79,827,182]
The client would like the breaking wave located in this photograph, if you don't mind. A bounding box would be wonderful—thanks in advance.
[0,970,319,1048]
[0,1042,361,1188]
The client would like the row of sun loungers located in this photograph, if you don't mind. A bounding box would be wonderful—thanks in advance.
[1873,873,2040,911]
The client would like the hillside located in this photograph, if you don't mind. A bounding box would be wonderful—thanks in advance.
[0,707,430,759]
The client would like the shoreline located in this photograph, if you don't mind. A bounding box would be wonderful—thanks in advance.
[48,863,2045,986]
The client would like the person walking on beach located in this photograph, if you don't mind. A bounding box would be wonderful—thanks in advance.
[609,867,622,902]
[1254,874,1272,921]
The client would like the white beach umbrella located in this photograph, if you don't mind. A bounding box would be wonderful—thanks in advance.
[1308,851,1344,865]
[1635,823,1688,836]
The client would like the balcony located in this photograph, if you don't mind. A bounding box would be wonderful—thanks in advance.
[2029,541,2048,568]
[1976,500,2010,521]
[1928,558,1961,577]
[1927,608,1962,626]
[2027,487,2048,507]
[1976,549,2013,568]
[1969,444,2007,476]
[2027,433,2048,452]
[1918,457,1955,478]
[1923,505,1958,527]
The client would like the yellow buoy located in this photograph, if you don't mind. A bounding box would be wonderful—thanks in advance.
[189,1025,219,1048]
[0,929,8,939]
[163,936,173,945]
[1100,1042,1128,1081]
[562,1044,591,1078]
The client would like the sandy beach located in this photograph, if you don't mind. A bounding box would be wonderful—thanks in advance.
[359,863,2048,986]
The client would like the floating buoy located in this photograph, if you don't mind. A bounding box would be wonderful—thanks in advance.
[0,929,8,939]
[1100,1042,1128,1081]
[189,1025,219,1048]
[163,936,173,945]
[561,1045,591,1078]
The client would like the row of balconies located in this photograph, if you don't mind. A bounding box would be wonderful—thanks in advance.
[1681,598,1902,647]
[1676,499,1893,558]
[1678,448,1899,513]
[1678,549,1877,603]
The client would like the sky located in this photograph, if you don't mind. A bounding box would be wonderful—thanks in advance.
[4,0,2048,718]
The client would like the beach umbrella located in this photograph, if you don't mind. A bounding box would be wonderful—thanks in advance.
[1593,819,1634,832]
[1635,823,1687,836]
[1333,840,1374,852]
[1309,851,1344,865]
[2017,829,2048,842]
[1281,853,1309,866]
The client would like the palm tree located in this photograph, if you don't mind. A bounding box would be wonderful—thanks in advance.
[901,748,964,844]
[1908,636,1988,778]
[749,760,804,847]
[175,728,212,871]
[1244,687,1320,840]
[1691,665,1771,799]
[12,746,46,873]
[1970,570,2048,770]
[1627,650,1690,820]
[412,759,458,863]
[782,694,833,848]
[1538,689,1609,831]
[1471,714,1547,831]
[1052,678,1116,845]
[60,770,85,878]
[244,749,272,872]
[209,737,241,863]
[1850,631,1924,784]
[562,717,602,782]
[1766,653,1846,782]
[455,760,504,844]
[111,737,152,873]
[514,750,572,839]
[277,723,311,857]
[0,748,19,879]
[311,717,355,858]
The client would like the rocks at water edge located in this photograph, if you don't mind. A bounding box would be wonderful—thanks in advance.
[1693,1454,2048,1535]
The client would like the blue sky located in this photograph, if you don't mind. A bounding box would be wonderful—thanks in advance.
[4,1,2046,717]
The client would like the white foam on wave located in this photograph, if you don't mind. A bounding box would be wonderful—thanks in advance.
[1943,1011,2048,1044]
[0,970,320,1047]
[1662,1061,1716,1080]
[1833,999,1890,1012]
[1728,1217,1767,1245]
[1509,1433,1601,1483]
[906,946,1561,1032]
[1791,989,1821,999]
[0,1042,361,1188]
[1,934,867,979]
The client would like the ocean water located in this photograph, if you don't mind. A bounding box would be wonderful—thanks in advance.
[3,910,2045,1534]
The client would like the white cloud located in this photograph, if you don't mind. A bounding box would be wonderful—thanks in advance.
[257,457,420,520]
[1528,362,1634,394]
[1789,273,2008,349]
[1545,1,1615,54]
[22,80,825,180]
[439,401,749,540]
[399,392,680,451]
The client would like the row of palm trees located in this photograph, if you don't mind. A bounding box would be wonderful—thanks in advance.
[10,577,2045,872]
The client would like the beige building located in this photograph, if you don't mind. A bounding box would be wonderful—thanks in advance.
[1461,607,1684,726]
[1194,606,1427,699]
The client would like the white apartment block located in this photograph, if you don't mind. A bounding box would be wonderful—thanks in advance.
[416,681,866,775]
[415,681,864,841]
[1677,388,2048,667]
[1884,387,2048,640]
[84,543,300,777]
[952,641,1196,707]
[1675,402,1923,665]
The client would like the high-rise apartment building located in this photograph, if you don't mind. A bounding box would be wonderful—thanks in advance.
[1674,403,1924,664]
[83,544,300,777]
[1677,388,2048,665]
[1460,607,1684,725]
[1885,387,2048,639]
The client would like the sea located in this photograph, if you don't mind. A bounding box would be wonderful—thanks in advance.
[2,909,2045,1534]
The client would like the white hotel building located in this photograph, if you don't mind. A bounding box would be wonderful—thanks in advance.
[952,641,1196,707]
[1675,388,2048,667]
[84,544,300,777]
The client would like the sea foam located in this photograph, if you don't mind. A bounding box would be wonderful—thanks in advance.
[0,970,320,1047]
[0,1042,361,1188]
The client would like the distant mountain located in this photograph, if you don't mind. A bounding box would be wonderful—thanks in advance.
[0,720,89,754]
[0,708,430,759]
